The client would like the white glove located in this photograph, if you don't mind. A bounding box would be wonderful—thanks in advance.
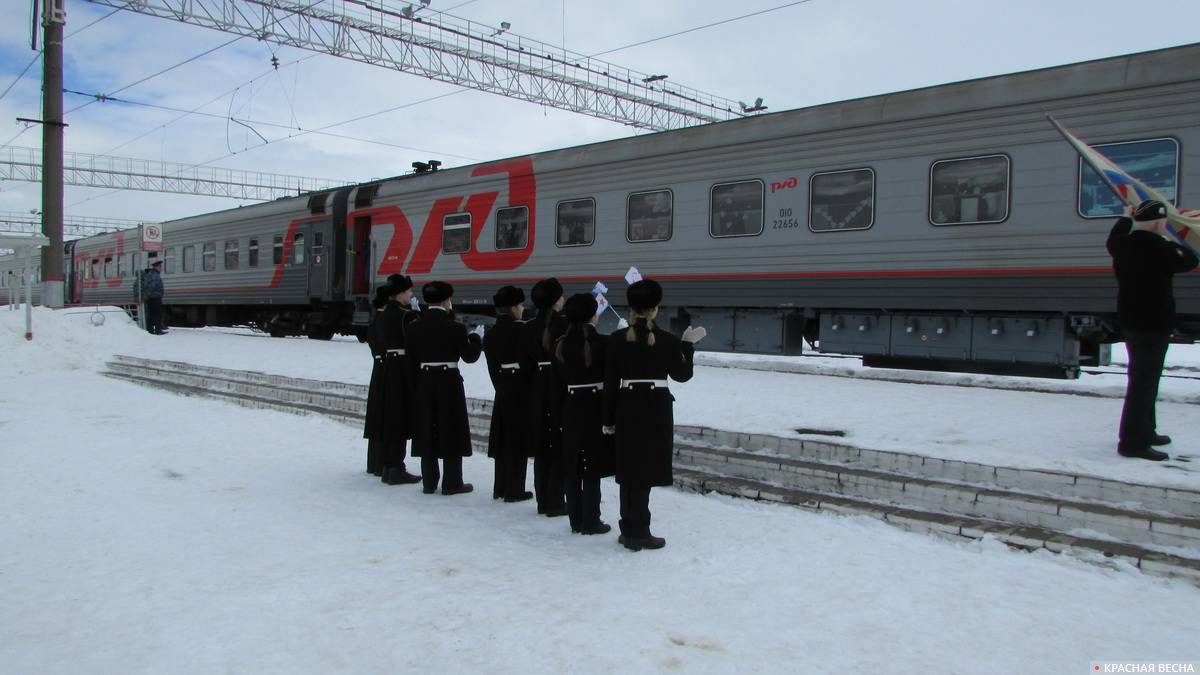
[602,425,616,435]
[409,296,420,311]
[616,318,629,330]
[681,325,707,344]
[470,324,485,338]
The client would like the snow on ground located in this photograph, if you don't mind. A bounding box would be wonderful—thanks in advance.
[2,308,1198,674]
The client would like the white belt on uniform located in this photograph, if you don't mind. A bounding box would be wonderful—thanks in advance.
[373,355,382,362]
[620,378,669,390]
[536,360,552,369]
[420,361,459,369]
[386,348,405,356]
[499,362,521,370]
[567,381,603,392]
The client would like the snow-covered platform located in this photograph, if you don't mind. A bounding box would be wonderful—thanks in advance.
[5,308,1200,672]
[103,354,1200,582]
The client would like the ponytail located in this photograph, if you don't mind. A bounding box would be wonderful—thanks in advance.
[541,310,558,353]
[625,314,656,347]
[555,323,593,368]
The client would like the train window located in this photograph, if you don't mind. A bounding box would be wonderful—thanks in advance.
[929,154,1010,226]
[164,247,176,275]
[248,239,259,267]
[117,254,125,278]
[1078,138,1180,218]
[442,213,472,254]
[293,233,306,264]
[104,257,113,278]
[810,169,874,232]
[224,240,239,270]
[182,246,195,273]
[132,252,141,274]
[202,242,216,272]
[90,259,99,279]
[495,207,528,251]
[556,198,595,247]
[627,189,673,242]
[273,235,283,265]
[312,232,324,265]
[710,180,765,237]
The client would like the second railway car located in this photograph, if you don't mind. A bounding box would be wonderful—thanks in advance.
[18,43,1200,377]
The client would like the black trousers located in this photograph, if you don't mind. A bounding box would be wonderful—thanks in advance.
[493,454,528,499]
[144,297,164,334]
[534,453,565,513]
[367,437,380,475]
[565,476,601,531]
[1119,330,1170,452]
[380,438,409,471]
[619,483,652,538]
[421,455,464,492]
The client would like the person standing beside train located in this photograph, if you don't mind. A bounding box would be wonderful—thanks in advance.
[363,283,393,477]
[406,281,484,495]
[138,259,165,335]
[603,279,705,551]
[484,285,534,502]
[524,277,568,517]
[1107,199,1198,461]
[556,293,614,535]
[377,275,423,485]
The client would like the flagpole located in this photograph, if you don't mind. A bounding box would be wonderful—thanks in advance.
[1045,114,1130,207]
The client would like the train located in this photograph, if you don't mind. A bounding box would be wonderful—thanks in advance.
[3,42,1199,377]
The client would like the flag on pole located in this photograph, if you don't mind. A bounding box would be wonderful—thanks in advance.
[590,281,610,317]
[624,266,643,285]
[1046,114,1200,252]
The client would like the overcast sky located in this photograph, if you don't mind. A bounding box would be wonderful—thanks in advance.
[1,0,1199,224]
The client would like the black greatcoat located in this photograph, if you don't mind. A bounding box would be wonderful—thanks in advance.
[406,308,483,459]
[558,324,615,479]
[363,310,386,440]
[484,314,529,460]
[377,300,419,441]
[1107,217,1199,333]
[524,310,568,458]
[602,324,695,487]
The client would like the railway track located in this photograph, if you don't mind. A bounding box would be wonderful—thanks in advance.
[103,355,1200,584]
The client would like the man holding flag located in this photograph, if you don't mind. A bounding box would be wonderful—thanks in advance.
[1107,200,1197,461]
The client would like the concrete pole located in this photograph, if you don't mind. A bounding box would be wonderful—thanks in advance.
[39,0,65,308]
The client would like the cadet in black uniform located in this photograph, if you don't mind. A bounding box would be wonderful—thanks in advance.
[484,285,533,502]
[363,284,393,477]
[1107,199,1199,461]
[556,293,614,535]
[377,275,422,485]
[406,281,484,495]
[524,277,568,516]
[603,279,705,551]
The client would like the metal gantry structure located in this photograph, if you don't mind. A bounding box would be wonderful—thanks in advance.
[0,210,141,237]
[0,145,349,201]
[82,0,751,131]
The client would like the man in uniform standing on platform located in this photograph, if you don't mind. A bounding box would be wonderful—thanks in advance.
[1107,199,1198,461]
[406,281,484,495]
[140,259,165,335]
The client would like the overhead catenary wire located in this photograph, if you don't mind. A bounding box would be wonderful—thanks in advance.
[589,0,818,57]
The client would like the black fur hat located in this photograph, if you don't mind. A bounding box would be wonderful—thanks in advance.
[530,277,564,308]
[373,284,395,309]
[564,293,598,323]
[493,285,525,308]
[387,274,414,292]
[627,279,662,311]
[422,281,454,304]
[1133,200,1168,221]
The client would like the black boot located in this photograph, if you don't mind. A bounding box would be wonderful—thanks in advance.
[1118,446,1169,461]
[1151,433,1172,446]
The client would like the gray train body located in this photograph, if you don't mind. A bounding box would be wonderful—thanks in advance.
[7,43,1198,376]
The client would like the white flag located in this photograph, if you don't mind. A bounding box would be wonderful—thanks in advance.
[591,281,608,295]
[624,266,642,285]
[593,292,609,317]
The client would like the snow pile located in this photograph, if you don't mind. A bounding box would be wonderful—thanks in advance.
[0,306,151,375]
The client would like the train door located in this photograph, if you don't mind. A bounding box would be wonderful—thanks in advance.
[64,241,83,304]
[306,219,333,300]
[354,215,374,296]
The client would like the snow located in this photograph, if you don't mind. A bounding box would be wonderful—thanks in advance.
[2,308,1198,673]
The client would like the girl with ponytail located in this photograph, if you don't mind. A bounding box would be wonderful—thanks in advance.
[556,293,614,535]
[602,279,706,551]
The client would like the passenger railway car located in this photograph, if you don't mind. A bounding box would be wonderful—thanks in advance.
[6,43,1199,376]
